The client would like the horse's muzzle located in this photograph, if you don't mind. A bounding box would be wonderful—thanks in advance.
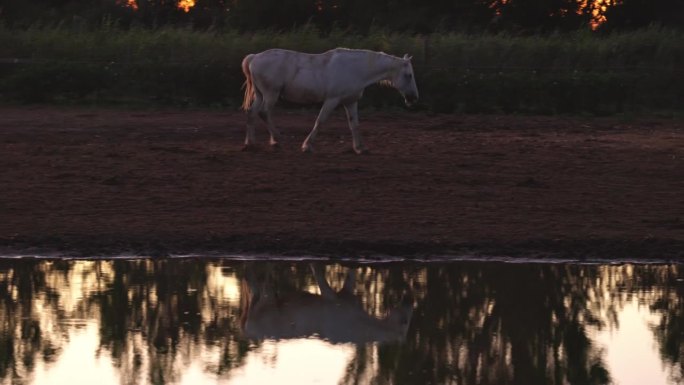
[404,93,419,106]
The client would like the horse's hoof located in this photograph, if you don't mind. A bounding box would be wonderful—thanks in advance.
[355,148,370,155]
[301,146,313,153]
[242,144,259,152]
[270,142,281,151]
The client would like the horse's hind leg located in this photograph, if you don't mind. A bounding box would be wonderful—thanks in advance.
[344,102,368,154]
[260,94,281,147]
[243,92,263,150]
[302,98,339,153]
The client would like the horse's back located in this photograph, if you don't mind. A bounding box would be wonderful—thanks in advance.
[248,49,339,103]
[249,48,335,74]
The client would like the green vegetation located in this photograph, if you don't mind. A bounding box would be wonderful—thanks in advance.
[0,26,682,114]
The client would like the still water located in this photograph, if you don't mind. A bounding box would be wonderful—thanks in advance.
[0,258,681,385]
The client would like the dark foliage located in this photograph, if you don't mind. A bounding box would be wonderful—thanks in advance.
[1,0,682,32]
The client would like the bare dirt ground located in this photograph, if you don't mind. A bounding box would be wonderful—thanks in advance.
[1,106,683,259]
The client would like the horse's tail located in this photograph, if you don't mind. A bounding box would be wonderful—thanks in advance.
[239,278,252,332]
[241,54,256,111]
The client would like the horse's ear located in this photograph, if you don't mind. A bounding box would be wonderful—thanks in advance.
[403,54,413,61]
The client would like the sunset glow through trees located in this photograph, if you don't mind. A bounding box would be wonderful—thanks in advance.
[116,0,618,29]
[178,0,196,13]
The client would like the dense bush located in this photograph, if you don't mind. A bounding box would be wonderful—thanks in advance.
[0,26,682,114]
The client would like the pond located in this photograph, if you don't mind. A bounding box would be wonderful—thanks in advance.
[0,258,681,385]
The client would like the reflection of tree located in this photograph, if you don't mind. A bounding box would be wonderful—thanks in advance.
[487,264,610,385]
[90,259,249,384]
[0,260,76,383]
[0,259,251,385]
[343,263,616,385]
[639,265,684,383]
[652,284,684,383]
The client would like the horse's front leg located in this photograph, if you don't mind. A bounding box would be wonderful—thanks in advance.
[344,102,368,154]
[310,263,337,299]
[302,98,339,153]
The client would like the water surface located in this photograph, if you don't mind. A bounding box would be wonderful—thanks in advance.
[0,258,681,385]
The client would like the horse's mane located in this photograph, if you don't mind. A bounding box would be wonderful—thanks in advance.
[331,47,405,62]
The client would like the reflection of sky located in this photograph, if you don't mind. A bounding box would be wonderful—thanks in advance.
[594,300,671,385]
[28,332,354,385]
[226,339,354,385]
[31,322,119,385]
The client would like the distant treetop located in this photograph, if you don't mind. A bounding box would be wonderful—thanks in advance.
[1,0,682,32]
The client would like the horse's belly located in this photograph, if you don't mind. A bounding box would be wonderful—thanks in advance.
[281,72,326,104]
[281,84,324,104]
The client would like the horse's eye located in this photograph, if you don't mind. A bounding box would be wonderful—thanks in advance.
[405,73,413,79]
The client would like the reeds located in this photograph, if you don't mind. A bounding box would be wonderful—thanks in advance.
[0,26,681,114]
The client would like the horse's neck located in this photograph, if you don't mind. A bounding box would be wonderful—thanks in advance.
[360,53,402,86]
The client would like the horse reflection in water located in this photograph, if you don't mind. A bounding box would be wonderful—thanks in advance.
[239,264,413,344]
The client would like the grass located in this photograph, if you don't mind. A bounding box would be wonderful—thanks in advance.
[0,25,682,114]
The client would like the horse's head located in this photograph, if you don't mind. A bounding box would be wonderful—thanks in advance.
[392,54,419,107]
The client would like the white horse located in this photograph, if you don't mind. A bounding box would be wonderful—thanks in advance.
[241,48,419,154]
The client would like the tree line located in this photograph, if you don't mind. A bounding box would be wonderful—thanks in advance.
[1,0,682,32]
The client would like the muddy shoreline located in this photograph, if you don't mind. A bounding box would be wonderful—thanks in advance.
[1,107,683,260]
[3,234,684,260]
